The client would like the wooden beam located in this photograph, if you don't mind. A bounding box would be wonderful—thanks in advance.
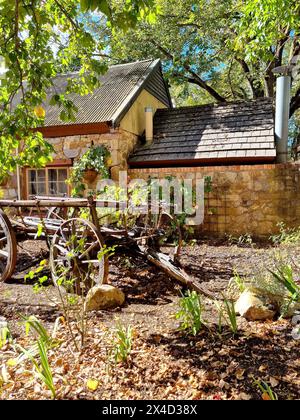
[36,122,111,138]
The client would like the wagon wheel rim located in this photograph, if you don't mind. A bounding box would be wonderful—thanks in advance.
[0,210,17,282]
[50,218,109,294]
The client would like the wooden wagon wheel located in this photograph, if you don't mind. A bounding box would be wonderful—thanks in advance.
[135,210,182,256]
[0,210,17,282]
[50,218,109,294]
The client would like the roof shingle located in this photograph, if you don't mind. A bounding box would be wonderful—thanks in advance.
[129,98,276,166]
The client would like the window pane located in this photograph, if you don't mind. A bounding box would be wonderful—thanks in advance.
[58,182,67,195]
[37,183,46,195]
[58,169,67,182]
[29,170,36,182]
[37,169,46,181]
[49,169,57,182]
[29,183,36,195]
[49,182,57,195]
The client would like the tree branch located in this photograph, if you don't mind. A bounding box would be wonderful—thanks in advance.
[235,57,264,98]
[149,39,226,103]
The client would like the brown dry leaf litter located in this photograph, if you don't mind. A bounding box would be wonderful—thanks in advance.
[0,240,299,400]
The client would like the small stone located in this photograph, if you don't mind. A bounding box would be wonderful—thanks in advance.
[235,289,277,321]
[84,285,125,311]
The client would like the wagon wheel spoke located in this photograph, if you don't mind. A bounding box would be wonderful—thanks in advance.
[52,243,69,255]
[0,249,9,257]
[50,218,109,294]
[78,242,99,260]
[0,210,17,282]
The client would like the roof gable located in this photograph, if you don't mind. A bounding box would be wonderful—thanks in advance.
[130,98,276,166]
[32,59,171,128]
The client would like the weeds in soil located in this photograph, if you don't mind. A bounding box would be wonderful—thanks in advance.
[21,314,52,345]
[20,338,56,399]
[227,233,254,248]
[31,242,115,351]
[269,263,300,317]
[270,222,300,245]
[0,325,12,349]
[254,380,278,400]
[14,316,57,398]
[232,270,246,293]
[223,297,238,335]
[176,290,204,336]
[269,264,300,302]
[109,321,133,364]
[214,296,238,336]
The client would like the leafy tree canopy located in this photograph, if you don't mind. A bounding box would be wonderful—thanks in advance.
[0,0,157,179]
[106,0,300,111]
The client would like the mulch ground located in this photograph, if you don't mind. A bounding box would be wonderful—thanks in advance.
[0,239,299,400]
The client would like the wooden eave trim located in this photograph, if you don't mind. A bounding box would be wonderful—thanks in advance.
[36,121,111,138]
[22,159,73,168]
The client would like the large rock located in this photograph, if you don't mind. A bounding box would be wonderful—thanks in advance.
[85,285,125,311]
[235,289,277,321]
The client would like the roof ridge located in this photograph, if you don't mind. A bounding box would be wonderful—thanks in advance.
[157,98,273,113]
[55,59,157,77]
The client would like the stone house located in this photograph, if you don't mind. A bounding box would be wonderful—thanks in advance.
[2,59,300,237]
[3,59,172,200]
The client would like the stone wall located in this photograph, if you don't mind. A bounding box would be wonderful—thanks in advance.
[48,127,138,179]
[128,163,300,238]
[1,127,138,199]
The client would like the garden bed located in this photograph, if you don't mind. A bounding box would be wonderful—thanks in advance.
[0,240,299,400]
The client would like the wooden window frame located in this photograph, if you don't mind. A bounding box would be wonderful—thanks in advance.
[24,165,71,199]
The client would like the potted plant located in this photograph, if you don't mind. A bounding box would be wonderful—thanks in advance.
[84,168,98,183]
[67,145,111,196]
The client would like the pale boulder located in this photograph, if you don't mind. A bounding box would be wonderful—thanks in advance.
[85,285,125,311]
[235,289,277,321]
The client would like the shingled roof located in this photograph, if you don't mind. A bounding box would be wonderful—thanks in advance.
[129,98,276,166]
[15,59,171,127]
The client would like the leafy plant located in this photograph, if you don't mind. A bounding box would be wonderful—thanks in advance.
[176,290,204,336]
[227,233,254,247]
[0,325,12,349]
[232,269,246,293]
[269,263,300,317]
[270,223,300,245]
[223,297,238,335]
[21,314,52,346]
[67,145,111,196]
[20,338,56,399]
[109,321,133,364]
[254,380,278,401]
[214,296,238,336]
[269,264,300,302]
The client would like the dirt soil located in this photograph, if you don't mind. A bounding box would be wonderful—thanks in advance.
[0,239,299,400]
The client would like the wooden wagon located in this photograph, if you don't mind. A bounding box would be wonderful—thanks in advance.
[0,196,203,295]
